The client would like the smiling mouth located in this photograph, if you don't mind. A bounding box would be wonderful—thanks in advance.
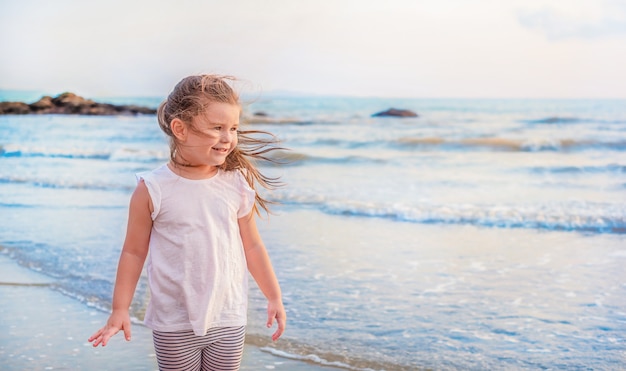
[212,147,229,153]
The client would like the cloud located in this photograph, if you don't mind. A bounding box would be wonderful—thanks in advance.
[517,1,626,40]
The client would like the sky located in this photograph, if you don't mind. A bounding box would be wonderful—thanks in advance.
[1,0,625,99]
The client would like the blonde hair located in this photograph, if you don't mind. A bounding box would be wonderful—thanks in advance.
[157,74,283,214]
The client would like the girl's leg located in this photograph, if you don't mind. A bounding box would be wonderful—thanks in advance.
[153,329,202,371]
[200,326,246,371]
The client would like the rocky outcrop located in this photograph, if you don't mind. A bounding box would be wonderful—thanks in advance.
[0,102,31,114]
[372,108,418,118]
[0,92,156,115]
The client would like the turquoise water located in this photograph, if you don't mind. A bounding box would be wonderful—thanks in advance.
[1,93,625,370]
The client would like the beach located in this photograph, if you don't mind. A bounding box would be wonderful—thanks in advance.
[0,254,343,371]
[1,96,625,370]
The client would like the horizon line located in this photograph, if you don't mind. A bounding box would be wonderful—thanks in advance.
[1,87,625,101]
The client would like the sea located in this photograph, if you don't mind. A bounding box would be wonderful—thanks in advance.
[1,90,625,370]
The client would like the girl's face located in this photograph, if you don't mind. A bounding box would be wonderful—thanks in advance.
[176,102,240,167]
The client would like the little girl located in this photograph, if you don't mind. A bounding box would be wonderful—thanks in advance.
[89,74,286,371]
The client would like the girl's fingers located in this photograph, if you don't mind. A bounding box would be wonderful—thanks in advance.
[267,309,285,341]
[266,312,274,328]
[88,326,117,347]
[272,322,284,341]
[88,328,104,343]
[123,324,132,341]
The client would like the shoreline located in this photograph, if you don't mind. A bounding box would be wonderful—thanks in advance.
[0,254,342,371]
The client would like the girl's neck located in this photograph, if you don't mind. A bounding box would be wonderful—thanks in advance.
[167,161,218,180]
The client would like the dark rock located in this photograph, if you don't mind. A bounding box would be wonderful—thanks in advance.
[52,92,95,108]
[29,96,54,111]
[253,111,269,117]
[0,102,31,114]
[83,104,117,115]
[0,92,156,116]
[372,108,418,118]
[119,105,158,115]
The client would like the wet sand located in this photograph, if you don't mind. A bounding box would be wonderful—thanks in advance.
[0,255,341,371]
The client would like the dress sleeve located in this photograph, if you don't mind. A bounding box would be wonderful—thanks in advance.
[236,170,256,218]
[136,171,161,220]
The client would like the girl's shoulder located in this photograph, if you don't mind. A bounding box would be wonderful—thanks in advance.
[138,163,170,177]
[135,164,167,184]
[219,168,247,184]
[221,168,255,194]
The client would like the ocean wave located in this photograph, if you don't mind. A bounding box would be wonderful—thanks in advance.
[261,150,387,166]
[243,333,393,371]
[529,164,626,174]
[525,117,583,124]
[0,175,132,192]
[0,202,37,208]
[272,193,626,234]
[243,115,320,125]
[0,144,111,160]
[3,137,625,165]
[0,144,167,162]
[524,116,626,125]
[287,138,379,150]
[395,137,626,152]
[282,136,626,152]
[260,347,360,370]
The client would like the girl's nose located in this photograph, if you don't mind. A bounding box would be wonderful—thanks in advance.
[221,130,234,142]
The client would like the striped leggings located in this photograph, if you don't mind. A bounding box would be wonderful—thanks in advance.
[152,326,246,371]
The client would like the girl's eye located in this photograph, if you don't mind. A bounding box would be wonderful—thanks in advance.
[214,126,222,131]
[231,127,238,131]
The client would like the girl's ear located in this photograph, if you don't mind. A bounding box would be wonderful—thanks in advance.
[170,118,187,141]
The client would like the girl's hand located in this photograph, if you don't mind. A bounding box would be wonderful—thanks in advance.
[266,299,286,341]
[88,309,132,347]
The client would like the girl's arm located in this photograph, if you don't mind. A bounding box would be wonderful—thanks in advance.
[239,211,286,341]
[88,180,153,347]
